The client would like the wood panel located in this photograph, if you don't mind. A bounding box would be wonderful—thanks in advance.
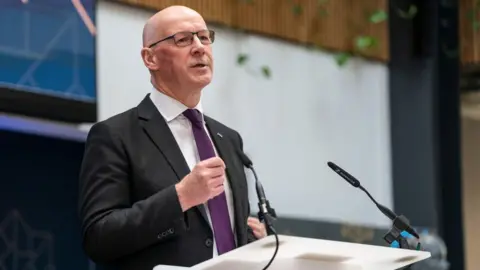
[115,0,389,61]
[114,0,480,65]
[460,0,480,65]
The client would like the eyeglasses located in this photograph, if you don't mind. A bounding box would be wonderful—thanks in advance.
[148,29,215,48]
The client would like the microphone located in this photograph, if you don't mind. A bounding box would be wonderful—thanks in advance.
[236,150,277,230]
[236,149,278,270]
[327,161,420,241]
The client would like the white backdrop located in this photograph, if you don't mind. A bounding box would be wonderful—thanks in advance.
[96,0,392,227]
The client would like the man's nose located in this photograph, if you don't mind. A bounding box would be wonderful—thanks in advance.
[191,36,205,54]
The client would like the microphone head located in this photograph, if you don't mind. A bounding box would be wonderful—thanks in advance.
[327,161,360,188]
[327,161,338,172]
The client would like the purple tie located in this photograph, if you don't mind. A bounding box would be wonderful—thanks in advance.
[183,109,236,254]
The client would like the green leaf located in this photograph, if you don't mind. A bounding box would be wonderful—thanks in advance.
[237,53,249,65]
[474,21,480,31]
[292,4,303,15]
[441,43,458,58]
[317,0,329,16]
[261,66,271,78]
[318,8,328,17]
[355,36,377,50]
[308,44,323,50]
[369,10,387,23]
[407,4,418,17]
[397,4,418,19]
[466,10,476,21]
[334,52,351,67]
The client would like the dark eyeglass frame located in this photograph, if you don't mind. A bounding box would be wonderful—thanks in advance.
[148,29,215,48]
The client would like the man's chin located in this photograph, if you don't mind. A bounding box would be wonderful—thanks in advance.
[190,76,212,88]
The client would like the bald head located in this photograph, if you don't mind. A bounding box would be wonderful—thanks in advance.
[140,5,214,107]
[142,5,205,47]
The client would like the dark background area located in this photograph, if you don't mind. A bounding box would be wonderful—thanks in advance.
[0,130,91,270]
[389,0,464,268]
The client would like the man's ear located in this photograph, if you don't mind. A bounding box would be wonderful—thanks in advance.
[141,48,158,70]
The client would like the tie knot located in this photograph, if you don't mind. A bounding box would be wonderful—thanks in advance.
[183,109,203,126]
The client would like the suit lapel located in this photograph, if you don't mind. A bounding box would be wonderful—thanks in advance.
[138,95,190,181]
[205,117,247,243]
[137,95,209,225]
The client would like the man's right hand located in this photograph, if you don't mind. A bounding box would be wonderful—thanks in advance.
[175,157,226,211]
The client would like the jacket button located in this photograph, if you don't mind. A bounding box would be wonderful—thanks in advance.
[205,238,213,247]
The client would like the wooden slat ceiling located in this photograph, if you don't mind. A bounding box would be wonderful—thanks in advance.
[459,0,480,66]
[115,0,480,65]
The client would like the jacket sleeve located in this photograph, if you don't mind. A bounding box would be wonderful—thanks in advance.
[78,122,186,263]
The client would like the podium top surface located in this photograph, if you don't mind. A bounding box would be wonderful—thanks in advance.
[184,234,431,270]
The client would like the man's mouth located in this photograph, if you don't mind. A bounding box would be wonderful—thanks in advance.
[191,63,207,68]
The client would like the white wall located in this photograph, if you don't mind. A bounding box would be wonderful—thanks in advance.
[96,0,392,227]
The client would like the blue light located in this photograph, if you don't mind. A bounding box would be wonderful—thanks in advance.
[0,114,89,142]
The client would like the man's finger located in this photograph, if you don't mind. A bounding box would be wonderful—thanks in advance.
[202,157,226,168]
[248,221,261,229]
[253,227,266,238]
[253,227,263,234]
[247,217,260,224]
[247,217,267,238]
[210,185,224,198]
[248,222,261,231]
[207,167,225,178]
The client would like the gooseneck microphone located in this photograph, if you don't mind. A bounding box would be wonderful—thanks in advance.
[236,149,278,270]
[236,150,277,234]
[327,161,420,241]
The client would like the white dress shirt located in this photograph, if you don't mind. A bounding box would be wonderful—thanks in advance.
[149,88,236,257]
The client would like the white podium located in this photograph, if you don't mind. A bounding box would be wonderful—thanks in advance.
[153,234,431,270]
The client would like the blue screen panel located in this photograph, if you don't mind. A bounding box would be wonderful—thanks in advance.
[0,0,96,102]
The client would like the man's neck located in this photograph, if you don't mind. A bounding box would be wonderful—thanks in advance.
[151,80,201,108]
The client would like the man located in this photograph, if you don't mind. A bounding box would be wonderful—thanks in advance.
[78,5,266,270]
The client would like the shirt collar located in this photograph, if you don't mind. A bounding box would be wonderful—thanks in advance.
[149,88,204,123]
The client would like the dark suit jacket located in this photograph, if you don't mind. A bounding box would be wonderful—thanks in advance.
[78,94,257,270]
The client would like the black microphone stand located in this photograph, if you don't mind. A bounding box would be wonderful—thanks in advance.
[326,161,422,270]
[382,215,422,269]
[383,215,421,250]
[251,167,277,236]
[258,206,277,236]
[237,150,279,270]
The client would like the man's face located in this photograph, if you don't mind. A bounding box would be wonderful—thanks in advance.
[150,15,214,92]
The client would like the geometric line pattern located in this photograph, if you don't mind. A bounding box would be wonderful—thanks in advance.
[0,0,97,102]
[0,210,55,270]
